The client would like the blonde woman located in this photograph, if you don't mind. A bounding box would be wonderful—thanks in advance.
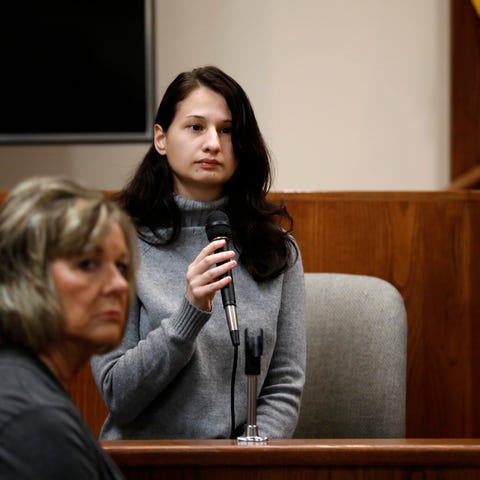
[0,176,137,479]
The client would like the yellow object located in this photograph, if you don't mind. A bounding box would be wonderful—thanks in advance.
[472,0,480,16]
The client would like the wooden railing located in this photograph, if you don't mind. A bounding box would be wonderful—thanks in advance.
[449,165,480,190]
[102,438,480,479]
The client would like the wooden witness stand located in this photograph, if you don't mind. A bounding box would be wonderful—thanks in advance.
[102,439,480,479]
[1,188,480,479]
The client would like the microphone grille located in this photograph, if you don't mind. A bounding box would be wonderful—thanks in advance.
[205,210,231,241]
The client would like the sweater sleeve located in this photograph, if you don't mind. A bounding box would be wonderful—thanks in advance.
[255,244,307,438]
[91,295,211,425]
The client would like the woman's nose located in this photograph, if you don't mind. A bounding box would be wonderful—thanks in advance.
[105,266,129,295]
[203,128,220,151]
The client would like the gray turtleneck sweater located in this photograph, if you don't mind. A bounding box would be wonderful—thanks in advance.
[91,195,306,439]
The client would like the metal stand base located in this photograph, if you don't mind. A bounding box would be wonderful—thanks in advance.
[237,435,268,444]
[237,425,268,444]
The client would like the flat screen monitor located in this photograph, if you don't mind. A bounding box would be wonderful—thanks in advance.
[0,0,155,143]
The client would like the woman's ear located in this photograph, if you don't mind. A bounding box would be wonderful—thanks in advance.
[154,124,167,155]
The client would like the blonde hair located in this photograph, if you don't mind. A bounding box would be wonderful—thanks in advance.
[0,176,138,352]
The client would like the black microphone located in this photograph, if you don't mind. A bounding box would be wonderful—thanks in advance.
[205,211,240,346]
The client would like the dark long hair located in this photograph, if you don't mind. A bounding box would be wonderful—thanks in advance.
[118,66,297,281]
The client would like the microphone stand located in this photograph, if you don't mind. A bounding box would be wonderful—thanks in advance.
[237,329,268,444]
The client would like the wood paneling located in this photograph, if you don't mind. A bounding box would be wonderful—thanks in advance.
[67,364,108,437]
[270,191,480,438]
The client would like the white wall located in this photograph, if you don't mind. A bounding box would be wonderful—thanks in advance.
[0,0,450,191]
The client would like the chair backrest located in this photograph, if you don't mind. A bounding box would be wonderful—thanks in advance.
[294,273,407,438]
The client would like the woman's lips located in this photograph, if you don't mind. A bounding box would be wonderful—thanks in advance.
[197,159,221,168]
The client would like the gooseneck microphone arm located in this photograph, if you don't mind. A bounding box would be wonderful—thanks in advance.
[205,210,240,347]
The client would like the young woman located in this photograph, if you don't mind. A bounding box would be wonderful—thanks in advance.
[91,66,306,439]
[0,176,138,479]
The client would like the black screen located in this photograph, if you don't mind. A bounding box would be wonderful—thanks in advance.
[0,0,155,143]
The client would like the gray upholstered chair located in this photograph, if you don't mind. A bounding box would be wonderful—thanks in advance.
[294,273,407,438]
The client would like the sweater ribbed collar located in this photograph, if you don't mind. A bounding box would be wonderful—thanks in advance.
[174,194,228,227]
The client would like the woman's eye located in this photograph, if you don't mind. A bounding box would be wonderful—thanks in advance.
[78,259,97,271]
[189,124,203,131]
[220,127,232,135]
[116,261,129,278]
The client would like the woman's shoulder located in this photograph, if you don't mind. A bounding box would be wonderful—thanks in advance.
[0,348,75,418]
[0,403,112,479]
